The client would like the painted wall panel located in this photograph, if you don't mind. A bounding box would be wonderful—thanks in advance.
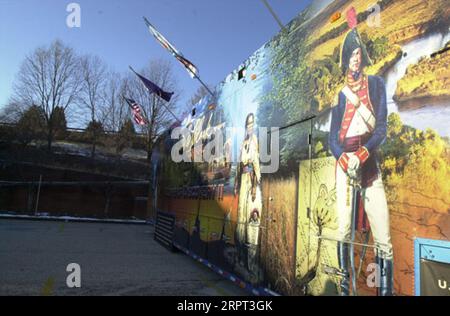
[154,0,450,296]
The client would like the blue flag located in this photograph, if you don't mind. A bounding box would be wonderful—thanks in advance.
[130,67,174,102]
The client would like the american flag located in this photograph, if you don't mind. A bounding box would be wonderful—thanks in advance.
[124,97,147,126]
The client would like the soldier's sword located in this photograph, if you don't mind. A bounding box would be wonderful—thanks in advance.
[357,230,372,279]
[350,179,359,296]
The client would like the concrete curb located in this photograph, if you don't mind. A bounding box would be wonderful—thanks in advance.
[0,213,155,225]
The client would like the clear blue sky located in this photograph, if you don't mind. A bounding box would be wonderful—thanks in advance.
[0,0,313,120]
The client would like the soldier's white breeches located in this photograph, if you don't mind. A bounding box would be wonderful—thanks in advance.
[335,166,393,259]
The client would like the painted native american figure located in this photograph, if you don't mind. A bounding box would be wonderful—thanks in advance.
[234,113,262,277]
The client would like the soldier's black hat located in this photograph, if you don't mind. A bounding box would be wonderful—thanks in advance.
[340,28,372,74]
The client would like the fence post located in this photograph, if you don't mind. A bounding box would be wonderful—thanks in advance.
[34,175,42,215]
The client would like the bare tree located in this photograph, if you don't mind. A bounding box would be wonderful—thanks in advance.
[10,40,81,150]
[124,59,179,161]
[79,54,108,157]
[183,85,212,116]
[0,100,28,123]
[103,71,127,132]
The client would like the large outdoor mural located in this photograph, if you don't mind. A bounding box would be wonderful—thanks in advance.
[154,0,450,296]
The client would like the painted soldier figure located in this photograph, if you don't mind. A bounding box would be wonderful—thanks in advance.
[329,7,394,296]
[234,113,262,277]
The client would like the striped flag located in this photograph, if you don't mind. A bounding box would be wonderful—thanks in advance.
[124,97,147,126]
[143,17,199,79]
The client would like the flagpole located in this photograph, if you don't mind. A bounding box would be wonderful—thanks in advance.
[192,72,214,98]
[260,0,286,31]
[128,66,182,124]
[143,16,215,98]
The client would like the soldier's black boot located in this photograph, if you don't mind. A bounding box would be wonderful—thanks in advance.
[377,256,394,296]
[337,241,350,296]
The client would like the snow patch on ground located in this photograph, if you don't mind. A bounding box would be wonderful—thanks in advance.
[121,148,148,160]
[0,211,153,225]
[52,141,147,161]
